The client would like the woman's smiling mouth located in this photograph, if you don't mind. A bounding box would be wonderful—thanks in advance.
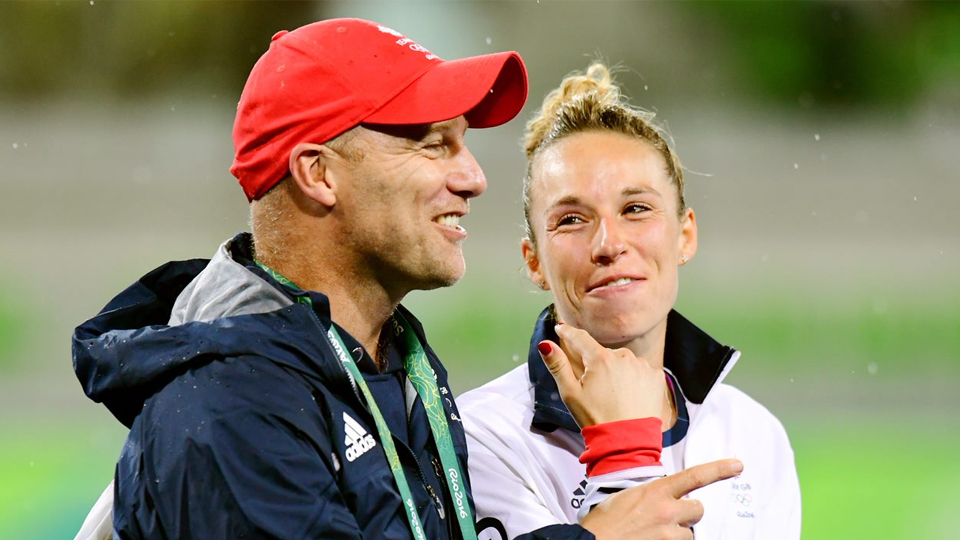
[586,275,645,294]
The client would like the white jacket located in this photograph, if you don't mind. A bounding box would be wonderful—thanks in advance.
[460,309,801,540]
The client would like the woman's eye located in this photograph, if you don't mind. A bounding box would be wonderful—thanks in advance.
[557,215,583,226]
[625,203,651,214]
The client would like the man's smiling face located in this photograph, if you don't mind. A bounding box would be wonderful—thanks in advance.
[328,116,488,296]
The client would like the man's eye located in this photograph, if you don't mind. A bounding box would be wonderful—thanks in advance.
[625,203,651,214]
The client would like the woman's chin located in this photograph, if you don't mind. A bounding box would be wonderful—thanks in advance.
[579,314,663,349]
[580,325,639,349]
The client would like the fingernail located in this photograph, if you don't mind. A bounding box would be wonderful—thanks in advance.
[537,341,552,356]
[727,460,744,475]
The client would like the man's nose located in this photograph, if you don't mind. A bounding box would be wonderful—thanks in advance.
[448,144,487,199]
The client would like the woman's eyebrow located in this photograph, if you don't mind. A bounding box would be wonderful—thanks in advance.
[622,186,662,197]
[546,195,582,212]
[546,186,663,213]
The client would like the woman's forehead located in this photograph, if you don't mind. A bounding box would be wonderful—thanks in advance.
[531,132,672,204]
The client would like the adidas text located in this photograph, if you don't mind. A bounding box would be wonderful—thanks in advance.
[343,412,377,462]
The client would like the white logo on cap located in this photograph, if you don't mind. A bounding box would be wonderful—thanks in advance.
[376,24,438,61]
[377,24,403,37]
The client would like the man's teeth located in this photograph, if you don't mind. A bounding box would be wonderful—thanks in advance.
[435,214,461,228]
[606,277,635,287]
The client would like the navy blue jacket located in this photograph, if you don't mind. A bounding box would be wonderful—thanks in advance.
[73,234,475,540]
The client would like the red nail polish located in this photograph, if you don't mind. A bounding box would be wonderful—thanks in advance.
[537,342,552,355]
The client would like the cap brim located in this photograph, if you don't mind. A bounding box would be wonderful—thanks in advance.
[364,51,528,129]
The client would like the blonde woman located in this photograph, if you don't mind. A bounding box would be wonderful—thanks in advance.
[460,63,801,540]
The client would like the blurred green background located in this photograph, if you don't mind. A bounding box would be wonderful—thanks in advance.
[1,1,958,538]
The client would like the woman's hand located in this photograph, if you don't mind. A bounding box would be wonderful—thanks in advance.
[581,459,744,540]
[538,323,667,428]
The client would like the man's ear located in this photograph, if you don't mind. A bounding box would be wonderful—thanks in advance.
[289,143,338,208]
[522,237,549,290]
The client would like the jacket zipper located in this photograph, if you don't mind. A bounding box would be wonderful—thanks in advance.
[410,444,444,520]
[304,304,364,406]
[431,455,451,525]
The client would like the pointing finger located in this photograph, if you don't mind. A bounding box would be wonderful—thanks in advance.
[660,459,743,499]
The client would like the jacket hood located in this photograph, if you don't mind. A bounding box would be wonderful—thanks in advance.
[527,306,740,433]
[72,233,351,428]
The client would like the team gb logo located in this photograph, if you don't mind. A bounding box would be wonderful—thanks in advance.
[377,25,403,37]
[377,24,438,60]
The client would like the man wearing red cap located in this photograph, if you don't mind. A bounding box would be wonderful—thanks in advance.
[74,18,526,540]
[74,18,737,540]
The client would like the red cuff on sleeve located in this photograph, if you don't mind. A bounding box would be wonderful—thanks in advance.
[579,417,662,477]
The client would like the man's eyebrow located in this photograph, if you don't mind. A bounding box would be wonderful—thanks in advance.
[429,118,462,132]
[362,122,433,142]
[419,118,466,141]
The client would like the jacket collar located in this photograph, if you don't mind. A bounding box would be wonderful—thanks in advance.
[527,306,739,433]
[212,233,448,382]
[72,232,444,427]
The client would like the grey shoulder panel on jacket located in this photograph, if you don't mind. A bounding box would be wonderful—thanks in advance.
[169,237,293,325]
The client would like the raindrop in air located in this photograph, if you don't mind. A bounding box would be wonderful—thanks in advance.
[485,37,492,45]
[793,163,799,169]
[11,143,18,149]
[814,134,820,141]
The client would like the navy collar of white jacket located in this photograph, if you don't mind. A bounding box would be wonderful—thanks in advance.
[526,306,738,433]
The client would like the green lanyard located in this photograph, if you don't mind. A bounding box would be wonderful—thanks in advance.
[255,261,477,540]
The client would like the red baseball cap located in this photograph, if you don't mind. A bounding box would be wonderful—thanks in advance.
[231,18,529,201]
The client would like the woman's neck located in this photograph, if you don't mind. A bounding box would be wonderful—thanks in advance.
[621,323,667,373]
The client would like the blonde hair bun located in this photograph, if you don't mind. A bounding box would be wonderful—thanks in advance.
[524,62,656,157]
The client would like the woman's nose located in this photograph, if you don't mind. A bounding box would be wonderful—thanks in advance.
[591,219,627,265]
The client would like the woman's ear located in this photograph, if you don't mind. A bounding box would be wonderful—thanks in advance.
[289,143,338,208]
[678,207,698,265]
[522,237,549,290]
